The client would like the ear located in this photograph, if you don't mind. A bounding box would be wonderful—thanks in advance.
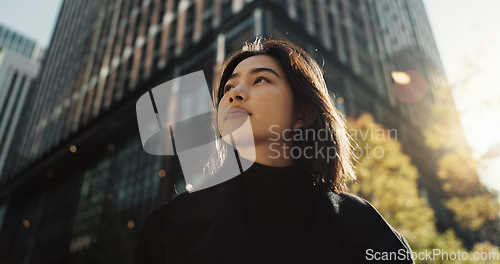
[293,107,316,129]
[293,116,304,129]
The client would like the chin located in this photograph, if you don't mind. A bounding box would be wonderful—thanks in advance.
[220,118,255,149]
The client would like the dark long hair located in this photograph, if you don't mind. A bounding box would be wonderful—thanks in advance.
[213,38,356,193]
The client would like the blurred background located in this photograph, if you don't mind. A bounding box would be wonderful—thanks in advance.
[0,0,498,263]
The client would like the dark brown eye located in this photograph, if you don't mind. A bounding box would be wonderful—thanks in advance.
[254,77,269,84]
[223,84,233,93]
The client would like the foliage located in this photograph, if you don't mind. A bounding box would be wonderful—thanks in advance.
[437,148,482,197]
[422,104,464,150]
[446,194,500,231]
[347,113,437,249]
[470,242,500,264]
[423,103,500,241]
[347,113,500,263]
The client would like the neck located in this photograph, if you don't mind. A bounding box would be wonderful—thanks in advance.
[237,139,294,167]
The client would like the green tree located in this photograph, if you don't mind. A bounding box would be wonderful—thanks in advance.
[423,103,500,245]
[446,194,500,232]
[347,113,437,249]
[437,148,482,197]
[346,113,499,264]
[423,104,464,151]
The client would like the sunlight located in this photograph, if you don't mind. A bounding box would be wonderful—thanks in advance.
[391,71,412,85]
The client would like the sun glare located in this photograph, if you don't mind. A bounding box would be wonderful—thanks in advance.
[391,71,412,85]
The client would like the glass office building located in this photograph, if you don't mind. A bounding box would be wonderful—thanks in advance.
[0,23,44,62]
[0,0,459,262]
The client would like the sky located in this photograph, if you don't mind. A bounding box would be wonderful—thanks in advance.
[0,0,62,48]
[0,0,498,193]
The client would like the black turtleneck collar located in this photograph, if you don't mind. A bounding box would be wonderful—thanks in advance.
[240,159,304,192]
[237,159,317,263]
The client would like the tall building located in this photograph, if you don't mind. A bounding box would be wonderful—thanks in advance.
[0,23,45,62]
[0,25,45,181]
[0,24,44,179]
[0,0,459,262]
[0,24,43,257]
[0,49,41,194]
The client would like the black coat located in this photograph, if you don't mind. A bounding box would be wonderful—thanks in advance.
[136,170,415,264]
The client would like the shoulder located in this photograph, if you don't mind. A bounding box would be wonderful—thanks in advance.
[320,191,413,259]
[326,191,385,222]
[326,191,371,211]
[148,176,241,221]
[322,192,394,235]
[136,189,227,264]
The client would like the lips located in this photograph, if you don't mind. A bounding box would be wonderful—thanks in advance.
[226,107,250,119]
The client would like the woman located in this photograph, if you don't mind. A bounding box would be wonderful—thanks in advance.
[136,39,414,263]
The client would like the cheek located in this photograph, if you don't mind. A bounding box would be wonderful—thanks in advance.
[216,106,225,132]
[258,92,295,126]
[218,94,228,107]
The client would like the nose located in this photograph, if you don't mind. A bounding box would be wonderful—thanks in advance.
[228,85,247,103]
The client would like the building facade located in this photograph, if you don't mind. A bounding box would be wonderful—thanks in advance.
[0,49,41,195]
[0,24,44,180]
[0,23,45,62]
[0,0,457,262]
[0,25,44,258]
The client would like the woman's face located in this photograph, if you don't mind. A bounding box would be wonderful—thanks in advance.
[218,55,299,151]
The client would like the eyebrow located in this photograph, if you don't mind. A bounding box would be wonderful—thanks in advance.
[228,67,281,81]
